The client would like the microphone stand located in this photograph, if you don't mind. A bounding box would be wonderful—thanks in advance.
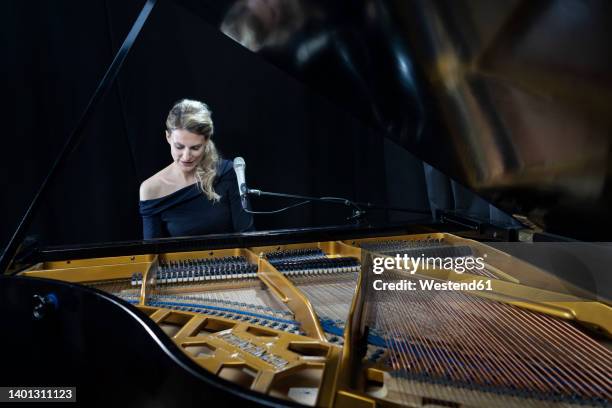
[246,188,431,224]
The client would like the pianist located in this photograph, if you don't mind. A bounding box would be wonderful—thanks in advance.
[139,99,254,239]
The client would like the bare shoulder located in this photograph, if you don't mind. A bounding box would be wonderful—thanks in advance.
[139,168,170,200]
[139,177,161,201]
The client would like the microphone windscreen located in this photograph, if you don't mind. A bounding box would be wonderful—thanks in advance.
[233,157,245,169]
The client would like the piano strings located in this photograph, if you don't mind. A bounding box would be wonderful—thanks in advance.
[364,266,612,406]
[87,278,140,304]
[264,248,361,344]
[146,256,299,333]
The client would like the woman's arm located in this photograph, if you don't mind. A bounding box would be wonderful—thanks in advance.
[141,214,166,239]
[139,179,167,239]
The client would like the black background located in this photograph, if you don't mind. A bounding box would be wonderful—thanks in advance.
[0,0,435,251]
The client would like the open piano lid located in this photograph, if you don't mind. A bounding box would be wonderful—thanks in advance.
[174,0,612,240]
[2,0,609,274]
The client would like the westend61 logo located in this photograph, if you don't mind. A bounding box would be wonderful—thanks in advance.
[372,254,486,275]
[371,254,493,292]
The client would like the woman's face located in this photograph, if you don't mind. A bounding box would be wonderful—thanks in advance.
[166,129,207,172]
[246,0,281,28]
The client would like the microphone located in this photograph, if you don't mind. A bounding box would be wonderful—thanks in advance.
[233,157,248,210]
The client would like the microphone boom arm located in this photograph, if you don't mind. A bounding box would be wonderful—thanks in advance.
[246,188,430,221]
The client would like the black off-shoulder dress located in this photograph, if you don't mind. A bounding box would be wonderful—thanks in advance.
[139,159,254,239]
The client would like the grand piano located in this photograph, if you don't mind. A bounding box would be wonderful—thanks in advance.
[1,1,611,407]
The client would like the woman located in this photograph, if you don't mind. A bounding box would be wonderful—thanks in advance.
[139,99,254,239]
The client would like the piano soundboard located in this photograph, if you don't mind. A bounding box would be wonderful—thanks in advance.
[20,233,612,407]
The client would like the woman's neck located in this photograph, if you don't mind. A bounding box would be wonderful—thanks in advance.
[170,163,196,184]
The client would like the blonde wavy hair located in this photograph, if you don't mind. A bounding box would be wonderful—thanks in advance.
[166,99,221,202]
